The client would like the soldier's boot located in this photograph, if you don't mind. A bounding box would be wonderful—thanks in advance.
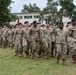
[62,59,67,65]
[30,54,34,59]
[45,55,49,59]
[24,52,28,58]
[75,58,76,64]
[15,53,18,56]
[56,59,59,64]
[35,54,40,60]
[3,44,6,48]
[73,59,75,64]
[12,44,14,49]
[18,53,22,57]
[14,51,18,56]
[34,57,39,60]
[71,56,75,63]
[11,43,13,48]
[72,57,75,64]
[41,52,44,56]
[66,49,69,57]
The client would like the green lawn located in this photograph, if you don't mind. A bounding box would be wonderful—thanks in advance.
[0,48,76,75]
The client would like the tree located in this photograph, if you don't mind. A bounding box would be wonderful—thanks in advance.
[40,0,58,24]
[21,3,41,13]
[10,14,17,22]
[39,11,45,23]
[0,0,16,26]
[0,0,11,26]
[58,0,76,21]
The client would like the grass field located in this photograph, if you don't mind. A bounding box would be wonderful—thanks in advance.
[0,48,76,75]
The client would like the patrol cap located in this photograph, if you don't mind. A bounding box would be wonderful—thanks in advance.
[67,22,72,24]
[19,23,22,25]
[56,21,60,25]
[46,21,49,24]
[14,24,19,28]
[41,24,45,27]
[24,21,28,24]
[71,18,76,22]
[59,22,63,25]
[59,22,64,25]
[33,20,37,24]
[15,24,18,26]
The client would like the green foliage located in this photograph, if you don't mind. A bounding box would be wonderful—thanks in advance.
[58,0,76,21]
[39,11,46,23]
[10,14,17,22]
[21,0,76,23]
[0,0,16,26]
[40,0,58,23]
[72,10,76,18]
[21,3,41,13]
[0,0,11,26]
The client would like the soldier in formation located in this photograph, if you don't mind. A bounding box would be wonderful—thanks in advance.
[0,19,76,65]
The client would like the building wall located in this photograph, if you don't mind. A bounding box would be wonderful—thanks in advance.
[10,13,40,25]
[62,16,71,25]
[10,13,71,25]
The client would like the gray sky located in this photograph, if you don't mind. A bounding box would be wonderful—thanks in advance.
[11,0,76,13]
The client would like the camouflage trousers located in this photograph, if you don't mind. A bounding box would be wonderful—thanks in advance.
[43,39,52,56]
[22,38,27,51]
[14,42,23,54]
[8,38,13,47]
[0,37,2,46]
[39,39,45,55]
[70,47,76,59]
[2,36,8,47]
[56,44,67,61]
[30,39,40,57]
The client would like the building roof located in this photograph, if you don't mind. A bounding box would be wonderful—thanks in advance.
[11,12,40,15]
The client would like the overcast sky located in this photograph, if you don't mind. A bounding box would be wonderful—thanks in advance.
[10,0,76,13]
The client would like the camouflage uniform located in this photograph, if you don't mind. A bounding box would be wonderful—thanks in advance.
[11,28,16,48]
[40,25,58,58]
[43,27,53,58]
[22,27,28,57]
[0,28,2,46]
[25,27,30,56]
[2,28,8,47]
[68,37,76,59]
[51,26,57,57]
[69,26,76,63]
[39,27,46,56]
[14,28,23,56]
[29,26,40,58]
[8,29,13,47]
[55,28,68,61]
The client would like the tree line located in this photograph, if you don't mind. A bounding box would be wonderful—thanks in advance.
[0,0,76,26]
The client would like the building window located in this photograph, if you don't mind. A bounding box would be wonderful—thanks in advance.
[29,16,32,18]
[24,16,32,19]
[18,16,23,19]
[34,15,39,18]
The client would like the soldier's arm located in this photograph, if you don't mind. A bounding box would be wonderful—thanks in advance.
[52,28,57,43]
[21,29,24,37]
[7,31,10,37]
[13,30,17,41]
[12,30,14,37]
[22,29,27,39]
[38,29,41,40]
[51,25,58,32]
[65,31,69,46]
[28,28,32,41]
[5,29,8,37]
